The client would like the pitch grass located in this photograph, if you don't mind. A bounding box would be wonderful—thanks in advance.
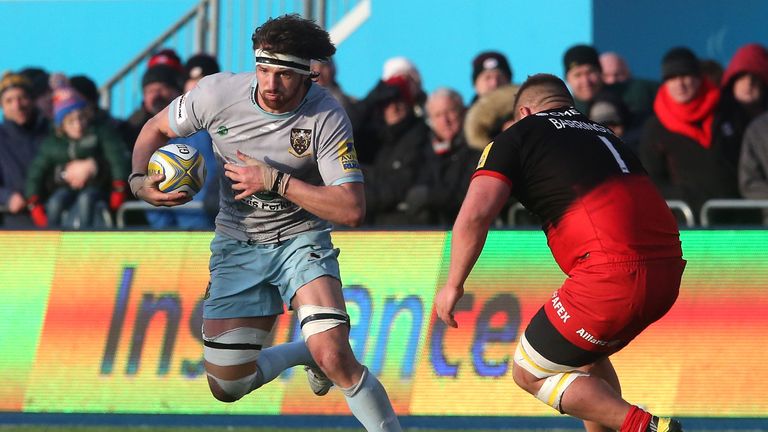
[0,428,761,432]
[0,428,560,432]
[0,428,577,432]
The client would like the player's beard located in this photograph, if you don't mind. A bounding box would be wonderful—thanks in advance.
[258,83,306,113]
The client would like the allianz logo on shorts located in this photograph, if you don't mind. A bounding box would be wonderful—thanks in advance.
[241,191,295,211]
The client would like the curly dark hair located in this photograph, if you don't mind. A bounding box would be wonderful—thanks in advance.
[251,14,336,61]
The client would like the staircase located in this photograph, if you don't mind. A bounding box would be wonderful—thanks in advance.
[101,0,370,119]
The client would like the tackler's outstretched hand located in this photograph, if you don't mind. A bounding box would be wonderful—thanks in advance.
[435,284,464,328]
[129,173,192,207]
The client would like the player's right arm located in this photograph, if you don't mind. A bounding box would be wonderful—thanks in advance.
[129,106,190,206]
[435,175,510,328]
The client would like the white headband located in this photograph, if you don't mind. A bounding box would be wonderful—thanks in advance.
[254,49,312,75]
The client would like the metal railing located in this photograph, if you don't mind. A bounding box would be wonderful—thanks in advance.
[100,0,369,119]
[700,199,768,227]
[666,199,695,228]
[101,0,220,119]
[506,200,696,228]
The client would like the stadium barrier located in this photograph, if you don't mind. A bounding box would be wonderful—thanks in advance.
[506,200,696,227]
[115,201,205,228]
[1,230,767,426]
[700,198,768,227]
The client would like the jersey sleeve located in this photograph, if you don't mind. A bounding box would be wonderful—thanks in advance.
[167,74,217,137]
[314,108,364,186]
[473,130,520,187]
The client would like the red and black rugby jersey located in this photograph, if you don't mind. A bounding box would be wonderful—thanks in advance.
[474,107,682,273]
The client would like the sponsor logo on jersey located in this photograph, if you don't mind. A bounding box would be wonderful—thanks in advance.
[289,128,312,157]
[477,141,493,168]
[337,140,360,171]
[241,191,295,211]
[176,92,188,123]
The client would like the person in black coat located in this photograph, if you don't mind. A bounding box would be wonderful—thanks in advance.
[357,75,430,226]
[402,88,480,226]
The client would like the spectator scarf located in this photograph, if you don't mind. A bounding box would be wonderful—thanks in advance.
[654,78,720,148]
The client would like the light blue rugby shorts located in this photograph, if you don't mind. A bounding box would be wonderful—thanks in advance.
[203,228,341,319]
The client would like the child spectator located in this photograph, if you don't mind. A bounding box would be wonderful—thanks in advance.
[25,74,129,228]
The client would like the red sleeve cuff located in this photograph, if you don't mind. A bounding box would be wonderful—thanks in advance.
[472,169,513,187]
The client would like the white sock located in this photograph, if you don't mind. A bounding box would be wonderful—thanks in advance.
[254,340,313,387]
[342,367,402,432]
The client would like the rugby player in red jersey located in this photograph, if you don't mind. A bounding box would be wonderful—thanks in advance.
[435,73,685,432]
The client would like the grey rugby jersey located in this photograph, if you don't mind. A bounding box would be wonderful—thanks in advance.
[167,72,363,243]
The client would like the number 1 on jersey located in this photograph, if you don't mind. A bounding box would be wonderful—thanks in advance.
[598,135,630,174]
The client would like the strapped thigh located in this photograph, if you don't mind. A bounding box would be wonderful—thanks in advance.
[202,326,269,366]
[202,326,270,400]
[296,305,350,340]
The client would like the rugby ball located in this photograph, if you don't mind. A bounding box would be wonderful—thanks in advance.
[148,143,206,196]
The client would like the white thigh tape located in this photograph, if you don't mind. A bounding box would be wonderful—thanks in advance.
[535,371,586,412]
[203,327,269,367]
[207,371,259,400]
[296,305,350,340]
[513,333,575,379]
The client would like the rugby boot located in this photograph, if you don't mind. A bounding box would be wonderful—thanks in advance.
[647,416,683,432]
[305,365,333,396]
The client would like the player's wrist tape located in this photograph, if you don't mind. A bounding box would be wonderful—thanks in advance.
[271,171,291,195]
[262,166,291,196]
[128,172,147,197]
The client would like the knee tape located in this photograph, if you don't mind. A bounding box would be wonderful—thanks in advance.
[207,370,260,400]
[203,326,269,366]
[296,305,350,340]
[514,334,568,379]
[535,371,586,412]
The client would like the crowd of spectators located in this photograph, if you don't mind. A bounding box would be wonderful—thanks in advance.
[3,41,768,229]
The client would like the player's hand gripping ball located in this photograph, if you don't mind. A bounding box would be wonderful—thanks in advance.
[148,143,206,196]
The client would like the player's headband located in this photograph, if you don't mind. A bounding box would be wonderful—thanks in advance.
[254,49,312,75]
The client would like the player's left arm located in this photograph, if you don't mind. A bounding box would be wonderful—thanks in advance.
[283,179,365,227]
[293,108,365,226]
[225,150,365,227]
[435,175,510,327]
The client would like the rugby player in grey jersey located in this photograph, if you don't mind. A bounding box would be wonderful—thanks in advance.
[129,14,401,432]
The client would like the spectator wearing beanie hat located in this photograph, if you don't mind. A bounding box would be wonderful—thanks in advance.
[381,56,426,116]
[346,58,425,164]
[470,51,512,104]
[124,64,183,150]
[51,77,88,129]
[184,53,220,91]
[144,52,223,230]
[0,72,36,127]
[148,48,184,74]
[639,46,734,224]
[563,44,604,113]
[0,71,49,228]
[25,74,129,228]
